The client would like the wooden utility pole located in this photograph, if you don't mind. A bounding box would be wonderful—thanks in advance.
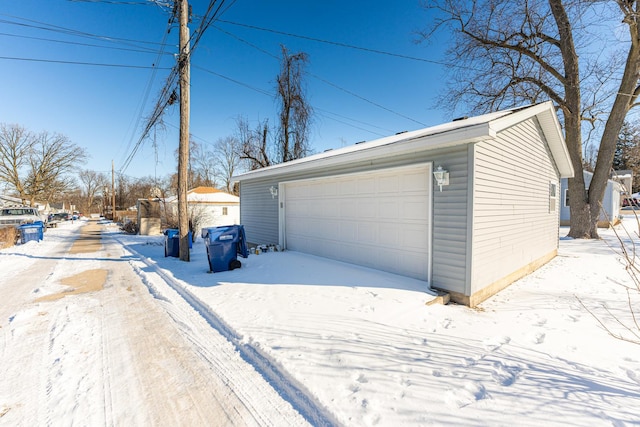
[111,160,116,221]
[177,0,191,261]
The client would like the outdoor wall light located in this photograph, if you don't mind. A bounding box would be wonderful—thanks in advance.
[433,165,449,192]
[269,185,278,198]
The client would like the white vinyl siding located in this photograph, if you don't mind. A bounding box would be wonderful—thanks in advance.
[238,178,280,245]
[429,147,470,294]
[470,118,559,294]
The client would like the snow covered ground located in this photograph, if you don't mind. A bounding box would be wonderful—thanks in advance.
[1,217,639,426]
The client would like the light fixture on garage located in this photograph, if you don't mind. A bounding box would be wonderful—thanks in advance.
[269,186,278,199]
[433,166,449,192]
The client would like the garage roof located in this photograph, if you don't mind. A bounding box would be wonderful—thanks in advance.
[233,102,574,182]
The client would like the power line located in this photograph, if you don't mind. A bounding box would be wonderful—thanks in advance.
[309,71,427,127]
[193,64,272,97]
[119,0,235,175]
[214,25,427,127]
[0,31,171,55]
[0,55,169,69]
[217,19,448,67]
[0,15,169,48]
[192,63,397,137]
[68,0,171,5]
[118,17,175,173]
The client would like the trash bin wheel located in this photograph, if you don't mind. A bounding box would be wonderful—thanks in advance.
[229,259,242,270]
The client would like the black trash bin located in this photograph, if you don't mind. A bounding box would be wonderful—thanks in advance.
[164,228,192,257]
[202,225,248,272]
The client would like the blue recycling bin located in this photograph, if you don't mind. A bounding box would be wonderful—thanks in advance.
[18,221,44,243]
[164,228,192,257]
[202,225,248,273]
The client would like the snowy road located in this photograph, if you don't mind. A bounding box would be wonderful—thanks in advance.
[2,219,640,426]
[0,221,309,426]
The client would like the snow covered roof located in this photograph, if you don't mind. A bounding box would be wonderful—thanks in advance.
[165,187,239,204]
[233,101,574,182]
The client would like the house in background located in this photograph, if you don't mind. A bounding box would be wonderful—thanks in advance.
[0,194,23,207]
[164,187,239,237]
[560,171,623,228]
[233,102,574,307]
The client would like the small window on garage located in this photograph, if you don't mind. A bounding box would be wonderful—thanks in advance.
[222,207,228,216]
[549,182,558,213]
[564,188,569,207]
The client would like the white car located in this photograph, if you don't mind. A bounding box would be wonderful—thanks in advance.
[0,206,45,228]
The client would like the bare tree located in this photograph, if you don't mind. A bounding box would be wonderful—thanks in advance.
[237,115,273,170]
[0,124,87,206]
[0,124,33,201]
[276,45,313,163]
[214,135,242,194]
[190,139,218,188]
[78,170,108,215]
[237,47,313,170]
[421,0,640,238]
[26,131,88,207]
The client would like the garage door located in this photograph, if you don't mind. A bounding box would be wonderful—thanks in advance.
[282,164,431,281]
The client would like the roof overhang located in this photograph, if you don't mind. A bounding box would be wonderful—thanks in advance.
[233,101,574,182]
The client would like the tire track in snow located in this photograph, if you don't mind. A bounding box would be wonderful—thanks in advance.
[121,240,338,427]
[99,299,115,427]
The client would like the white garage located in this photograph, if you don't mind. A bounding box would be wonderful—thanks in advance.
[280,164,432,281]
[234,102,575,307]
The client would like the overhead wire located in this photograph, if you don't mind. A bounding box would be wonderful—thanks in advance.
[119,0,234,174]
[0,31,171,55]
[68,0,171,5]
[117,13,175,172]
[213,25,428,128]
[0,55,168,68]
[0,15,167,49]
[3,3,439,170]
[217,19,453,68]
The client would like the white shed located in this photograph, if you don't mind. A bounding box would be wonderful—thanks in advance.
[233,102,574,307]
[560,171,623,228]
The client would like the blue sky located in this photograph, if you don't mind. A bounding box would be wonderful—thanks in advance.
[0,1,450,179]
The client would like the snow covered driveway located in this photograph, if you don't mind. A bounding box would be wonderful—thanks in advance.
[1,218,640,426]
[0,221,309,426]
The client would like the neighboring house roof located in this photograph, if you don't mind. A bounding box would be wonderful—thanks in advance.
[165,187,239,204]
[233,101,574,182]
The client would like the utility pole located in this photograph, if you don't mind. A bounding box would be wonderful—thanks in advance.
[177,0,191,261]
[111,160,116,221]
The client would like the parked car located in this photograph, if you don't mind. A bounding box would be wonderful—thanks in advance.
[46,212,71,227]
[52,212,70,221]
[0,206,44,227]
